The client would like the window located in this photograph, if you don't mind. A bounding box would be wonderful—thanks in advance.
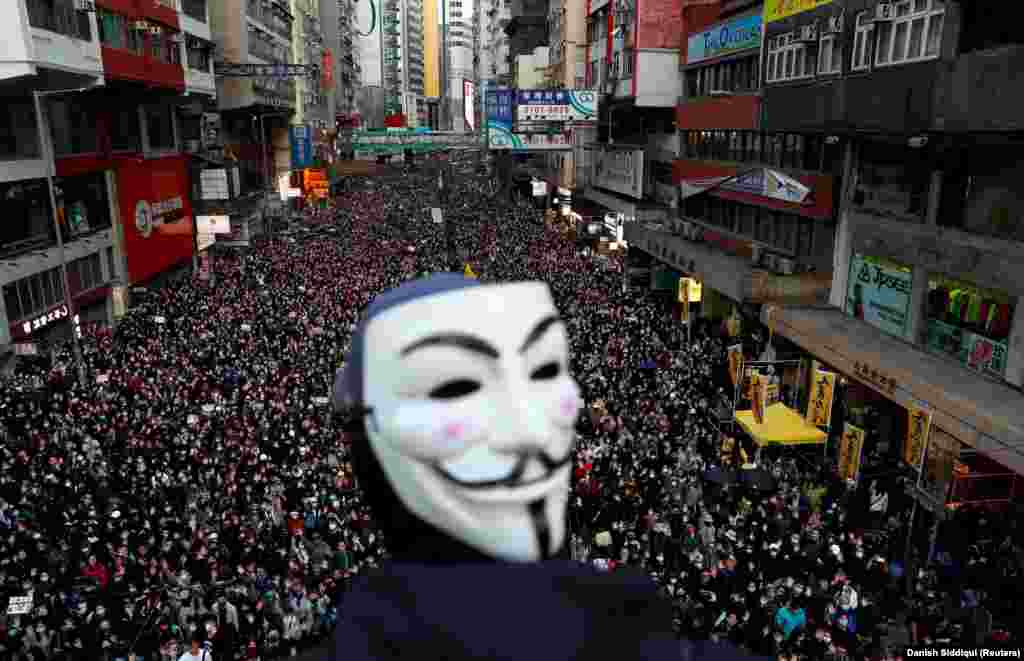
[182,0,207,22]
[766,34,815,82]
[923,275,1015,381]
[145,104,176,151]
[0,102,41,160]
[852,11,876,70]
[26,0,92,41]
[852,139,929,222]
[49,98,98,156]
[875,0,945,66]
[187,43,212,71]
[818,33,842,74]
[622,49,634,78]
[0,181,53,258]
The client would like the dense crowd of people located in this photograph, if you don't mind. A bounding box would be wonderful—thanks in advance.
[0,156,1020,661]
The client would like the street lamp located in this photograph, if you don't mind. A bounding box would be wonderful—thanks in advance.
[32,88,92,385]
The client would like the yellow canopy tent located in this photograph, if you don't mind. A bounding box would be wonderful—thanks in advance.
[734,402,827,447]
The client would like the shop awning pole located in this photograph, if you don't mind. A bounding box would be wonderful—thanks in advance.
[33,89,89,385]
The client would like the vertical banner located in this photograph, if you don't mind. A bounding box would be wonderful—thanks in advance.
[679,278,690,324]
[806,369,836,428]
[839,422,866,482]
[751,371,767,425]
[727,344,744,388]
[905,403,932,469]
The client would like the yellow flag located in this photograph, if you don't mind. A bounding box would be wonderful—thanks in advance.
[840,423,866,482]
[727,344,744,388]
[806,369,836,427]
[751,372,767,425]
[463,264,478,279]
[904,404,931,468]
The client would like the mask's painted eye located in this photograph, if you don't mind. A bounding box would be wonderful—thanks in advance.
[530,362,561,380]
[428,380,481,400]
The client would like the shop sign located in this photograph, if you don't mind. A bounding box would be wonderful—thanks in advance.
[291,125,313,170]
[806,368,836,428]
[134,197,184,239]
[21,305,70,336]
[851,360,898,395]
[764,0,833,24]
[839,422,865,482]
[593,147,644,200]
[688,14,763,65]
[750,371,767,424]
[904,403,932,469]
[678,277,702,303]
[515,90,598,122]
[847,254,913,339]
[927,319,1008,378]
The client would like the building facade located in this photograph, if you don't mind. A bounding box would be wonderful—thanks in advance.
[404,0,426,126]
[628,0,1024,519]
[476,0,512,89]
[443,0,476,131]
[759,0,1024,494]
[0,0,225,352]
[335,0,360,121]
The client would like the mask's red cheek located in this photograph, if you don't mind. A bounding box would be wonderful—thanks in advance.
[442,422,465,440]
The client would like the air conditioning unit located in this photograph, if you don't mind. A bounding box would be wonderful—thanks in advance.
[73,0,96,11]
[798,24,818,42]
[709,89,732,97]
[874,3,894,21]
[825,15,844,33]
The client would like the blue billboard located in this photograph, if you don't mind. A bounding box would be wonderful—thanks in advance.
[290,125,312,170]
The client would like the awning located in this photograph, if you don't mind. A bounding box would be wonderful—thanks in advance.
[583,187,668,221]
[675,162,835,221]
[734,402,828,447]
[764,305,1024,476]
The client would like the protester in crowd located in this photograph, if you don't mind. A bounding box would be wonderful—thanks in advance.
[0,161,1019,660]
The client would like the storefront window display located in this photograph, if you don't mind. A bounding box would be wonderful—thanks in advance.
[846,253,914,340]
[924,274,1015,381]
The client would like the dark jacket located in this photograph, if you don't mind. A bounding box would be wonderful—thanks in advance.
[332,561,770,661]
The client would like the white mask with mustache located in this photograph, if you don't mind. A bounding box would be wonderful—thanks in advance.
[357,281,582,562]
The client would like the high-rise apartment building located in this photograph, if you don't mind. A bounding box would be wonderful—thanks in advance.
[442,0,475,131]
[423,0,441,126]
[336,0,360,120]
[292,0,336,161]
[477,0,512,87]
[405,0,427,125]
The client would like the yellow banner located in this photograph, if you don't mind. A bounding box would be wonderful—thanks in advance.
[764,0,833,23]
[678,277,702,303]
[766,383,780,406]
[806,369,836,427]
[728,345,744,388]
[905,404,932,469]
[680,279,690,323]
[751,372,768,425]
[839,422,865,482]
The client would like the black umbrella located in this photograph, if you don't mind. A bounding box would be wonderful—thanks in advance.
[702,467,738,486]
[739,467,777,491]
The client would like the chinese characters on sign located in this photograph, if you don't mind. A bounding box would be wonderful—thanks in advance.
[852,360,898,394]
[727,344,744,388]
[514,90,598,122]
[806,368,836,428]
[21,305,70,336]
[764,0,833,23]
[904,404,932,469]
[839,422,865,482]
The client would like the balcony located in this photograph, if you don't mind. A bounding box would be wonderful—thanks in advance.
[21,0,104,82]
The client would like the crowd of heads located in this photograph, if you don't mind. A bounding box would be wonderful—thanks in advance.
[0,156,1020,661]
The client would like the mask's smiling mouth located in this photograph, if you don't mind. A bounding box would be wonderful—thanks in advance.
[432,445,573,499]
